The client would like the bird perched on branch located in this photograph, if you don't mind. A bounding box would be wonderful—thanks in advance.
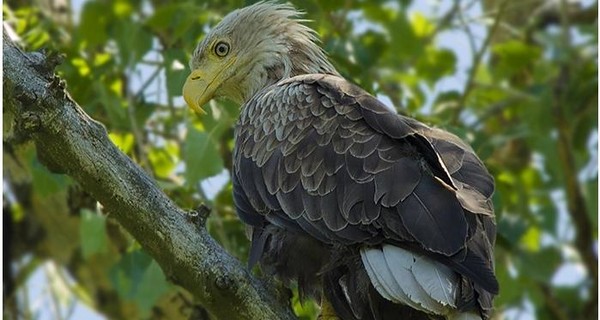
[183,2,498,319]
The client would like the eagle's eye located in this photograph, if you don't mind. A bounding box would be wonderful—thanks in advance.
[214,41,230,57]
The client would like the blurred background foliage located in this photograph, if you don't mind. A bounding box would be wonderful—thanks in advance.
[3,0,597,319]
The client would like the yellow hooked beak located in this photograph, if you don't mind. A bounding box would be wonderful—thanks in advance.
[182,58,236,114]
[182,69,214,114]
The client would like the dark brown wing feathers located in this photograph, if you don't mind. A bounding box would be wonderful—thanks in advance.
[233,74,498,302]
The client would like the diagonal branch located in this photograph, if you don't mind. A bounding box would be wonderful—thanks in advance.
[2,32,296,320]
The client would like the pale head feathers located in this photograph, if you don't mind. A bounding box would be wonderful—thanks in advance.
[190,1,339,104]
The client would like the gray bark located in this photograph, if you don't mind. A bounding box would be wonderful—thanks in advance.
[3,32,296,320]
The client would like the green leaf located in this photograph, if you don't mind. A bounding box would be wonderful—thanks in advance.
[109,132,135,154]
[355,31,388,67]
[110,18,153,67]
[145,3,202,44]
[415,46,456,85]
[184,124,224,186]
[71,57,91,77]
[94,80,128,129]
[148,141,179,178]
[80,209,108,259]
[134,260,170,316]
[362,2,396,23]
[109,250,169,316]
[112,0,138,18]
[79,1,110,47]
[31,159,68,196]
[387,11,422,60]
[494,255,524,306]
[520,226,541,252]
[411,12,434,38]
[497,214,528,246]
[164,48,189,98]
[110,250,152,299]
[491,40,542,79]
[520,248,562,283]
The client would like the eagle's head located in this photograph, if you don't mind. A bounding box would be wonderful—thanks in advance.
[182,1,338,113]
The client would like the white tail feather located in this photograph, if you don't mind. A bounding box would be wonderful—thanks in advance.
[361,245,482,319]
[380,245,446,314]
[360,248,411,305]
[412,254,458,306]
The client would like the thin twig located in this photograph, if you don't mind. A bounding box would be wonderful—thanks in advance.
[134,65,163,101]
[425,0,463,44]
[453,0,510,125]
[457,3,478,59]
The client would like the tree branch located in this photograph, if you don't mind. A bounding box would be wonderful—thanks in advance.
[552,1,598,317]
[3,32,296,320]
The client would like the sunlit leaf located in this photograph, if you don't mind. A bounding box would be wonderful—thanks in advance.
[411,12,434,38]
[112,0,135,17]
[109,132,135,154]
[93,52,112,67]
[520,226,541,252]
[148,142,179,178]
[184,125,224,186]
[71,58,91,77]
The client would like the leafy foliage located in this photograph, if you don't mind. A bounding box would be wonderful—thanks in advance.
[3,0,597,319]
